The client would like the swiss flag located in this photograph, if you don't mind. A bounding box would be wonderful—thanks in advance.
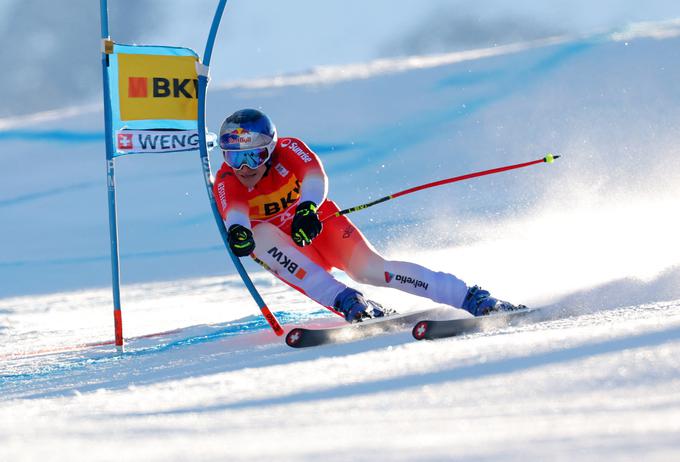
[117,133,134,150]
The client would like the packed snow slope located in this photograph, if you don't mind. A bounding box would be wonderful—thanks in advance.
[2,21,680,462]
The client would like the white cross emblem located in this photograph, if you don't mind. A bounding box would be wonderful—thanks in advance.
[287,330,301,344]
[117,133,133,149]
[414,322,428,339]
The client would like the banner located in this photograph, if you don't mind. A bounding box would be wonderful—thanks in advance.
[115,129,200,154]
[106,44,200,156]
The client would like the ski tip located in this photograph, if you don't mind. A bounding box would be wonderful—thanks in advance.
[544,153,561,163]
[285,328,304,347]
[412,320,430,341]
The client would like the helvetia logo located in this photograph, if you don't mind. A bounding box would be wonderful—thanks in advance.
[385,272,429,290]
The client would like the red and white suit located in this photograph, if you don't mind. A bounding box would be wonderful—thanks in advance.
[213,137,469,312]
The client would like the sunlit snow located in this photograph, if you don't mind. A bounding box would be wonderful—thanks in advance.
[2,19,680,462]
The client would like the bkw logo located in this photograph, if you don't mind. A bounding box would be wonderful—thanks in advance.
[267,247,307,280]
[128,77,198,99]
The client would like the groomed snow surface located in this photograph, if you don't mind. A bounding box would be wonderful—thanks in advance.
[2,278,680,461]
[3,22,680,461]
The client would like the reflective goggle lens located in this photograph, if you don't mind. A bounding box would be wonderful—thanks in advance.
[223,147,270,170]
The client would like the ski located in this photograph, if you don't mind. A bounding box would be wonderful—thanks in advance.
[286,306,451,348]
[412,308,542,340]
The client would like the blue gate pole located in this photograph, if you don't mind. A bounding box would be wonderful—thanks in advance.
[99,0,124,349]
[196,0,284,336]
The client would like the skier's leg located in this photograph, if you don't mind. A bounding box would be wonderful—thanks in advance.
[313,202,469,308]
[314,202,523,315]
[251,222,344,308]
[252,222,385,321]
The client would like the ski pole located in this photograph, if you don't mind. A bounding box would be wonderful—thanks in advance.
[323,153,560,222]
[197,0,284,337]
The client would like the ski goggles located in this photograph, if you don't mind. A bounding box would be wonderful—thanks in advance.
[222,147,271,170]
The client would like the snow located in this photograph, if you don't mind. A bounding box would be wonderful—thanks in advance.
[3,19,680,461]
[3,283,680,460]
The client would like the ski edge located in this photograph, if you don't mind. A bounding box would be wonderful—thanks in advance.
[286,306,451,348]
[412,308,541,341]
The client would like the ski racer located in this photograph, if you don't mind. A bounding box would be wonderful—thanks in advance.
[213,108,523,322]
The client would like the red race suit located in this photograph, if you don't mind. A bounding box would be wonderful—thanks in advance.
[213,137,469,312]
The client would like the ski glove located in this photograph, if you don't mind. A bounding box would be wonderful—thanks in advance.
[227,224,255,257]
[291,201,322,247]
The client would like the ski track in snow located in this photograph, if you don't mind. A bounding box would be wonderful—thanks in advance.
[2,279,680,461]
[3,21,680,461]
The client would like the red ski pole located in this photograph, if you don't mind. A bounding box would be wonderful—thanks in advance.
[323,154,560,222]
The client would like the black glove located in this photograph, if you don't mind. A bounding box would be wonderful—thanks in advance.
[227,224,255,257]
[291,201,322,247]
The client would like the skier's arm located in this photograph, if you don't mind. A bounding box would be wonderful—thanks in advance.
[299,171,327,207]
[280,138,329,246]
[213,173,256,256]
[224,203,250,230]
[281,138,328,207]
[213,173,251,229]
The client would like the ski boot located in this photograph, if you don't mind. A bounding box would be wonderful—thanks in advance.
[333,287,394,323]
[461,285,526,316]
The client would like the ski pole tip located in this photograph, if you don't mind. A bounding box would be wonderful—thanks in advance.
[544,153,560,163]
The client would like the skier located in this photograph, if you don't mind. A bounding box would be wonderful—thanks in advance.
[213,108,523,322]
